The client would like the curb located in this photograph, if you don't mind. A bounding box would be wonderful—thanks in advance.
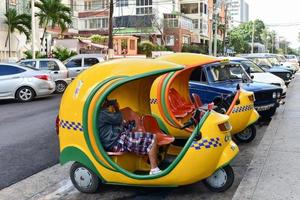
[0,164,70,200]
[232,80,293,200]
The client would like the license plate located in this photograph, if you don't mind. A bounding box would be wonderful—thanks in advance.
[255,104,275,111]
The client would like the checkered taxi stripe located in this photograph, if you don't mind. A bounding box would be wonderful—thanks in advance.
[150,98,158,104]
[191,138,222,150]
[231,105,254,114]
[59,120,83,132]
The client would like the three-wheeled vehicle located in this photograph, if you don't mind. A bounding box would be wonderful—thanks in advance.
[57,59,239,194]
[156,53,260,143]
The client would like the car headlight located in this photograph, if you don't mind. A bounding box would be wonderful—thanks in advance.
[272,92,276,98]
[286,73,291,78]
[277,92,281,98]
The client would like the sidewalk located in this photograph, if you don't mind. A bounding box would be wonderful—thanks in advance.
[233,73,300,200]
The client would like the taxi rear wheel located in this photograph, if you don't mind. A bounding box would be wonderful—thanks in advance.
[234,125,256,143]
[203,165,234,192]
[70,162,100,193]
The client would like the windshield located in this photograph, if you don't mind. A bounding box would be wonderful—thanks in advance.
[210,63,251,82]
[267,57,281,66]
[240,60,264,73]
[251,57,272,68]
[276,55,286,62]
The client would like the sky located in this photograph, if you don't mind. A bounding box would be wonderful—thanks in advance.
[247,0,300,48]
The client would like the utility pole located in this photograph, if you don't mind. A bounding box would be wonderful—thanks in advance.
[208,3,213,55]
[108,0,114,59]
[213,13,218,56]
[251,21,255,54]
[31,0,36,59]
[6,0,11,57]
[222,1,227,55]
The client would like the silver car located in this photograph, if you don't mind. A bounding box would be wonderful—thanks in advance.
[0,64,55,102]
[63,54,106,79]
[19,58,71,93]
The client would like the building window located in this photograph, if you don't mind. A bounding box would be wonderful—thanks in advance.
[116,0,128,7]
[192,19,199,29]
[136,7,152,14]
[200,2,203,13]
[166,35,175,46]
[181,3,198,14]
[85,18,109,29]
[84,0,108,11]
[136,0,153,15]
[204,4,207,14]
[164,19,179,28]
[182,36,190,44]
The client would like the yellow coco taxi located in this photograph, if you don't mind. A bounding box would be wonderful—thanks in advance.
[155,53,259,143]
[57,59,239,194]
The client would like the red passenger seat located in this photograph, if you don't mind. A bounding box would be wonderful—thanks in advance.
[168,88,195,118]
[191,93,203,108]
[142,115,175,146]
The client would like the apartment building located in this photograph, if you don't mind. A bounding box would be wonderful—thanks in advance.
[179,0,210,45]
[0,0,31,60]
[227,0,249,27]
[69,0,109,36]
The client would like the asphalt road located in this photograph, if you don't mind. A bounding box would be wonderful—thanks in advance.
[0,95,61,189]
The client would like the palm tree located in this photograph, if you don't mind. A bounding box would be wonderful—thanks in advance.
[35,0,72,45]
[4,8,31,57]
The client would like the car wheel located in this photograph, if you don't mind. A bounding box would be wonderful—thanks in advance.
[234,125,256,143]
[203,165,234,192]
[55,81,67,93]
[70,162,100,194]
[16,87,35,102]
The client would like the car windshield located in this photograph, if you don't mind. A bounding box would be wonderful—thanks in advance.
[251,57,272,68]
[210,63,251,82]
[276,55,286,62]
[18,62,38,70]
[267,57,281,66]
[240,60,264,73]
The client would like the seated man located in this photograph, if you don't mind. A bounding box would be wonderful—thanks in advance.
[98,99,161,175]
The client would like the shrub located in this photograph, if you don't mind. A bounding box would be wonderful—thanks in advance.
[182,44,207,54]
[138,41,154,57]
[24,50,47,59]
[52,46,77,61]
[90,35,108,44]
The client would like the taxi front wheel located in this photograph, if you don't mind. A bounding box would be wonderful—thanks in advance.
[203,165,234,192]
[70,162,100,193]
[234,125,256,143]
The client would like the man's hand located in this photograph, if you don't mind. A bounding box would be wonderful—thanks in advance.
[113,102,120,112]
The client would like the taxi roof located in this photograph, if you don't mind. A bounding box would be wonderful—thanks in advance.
[156,53,221,68]
[82,58,184,79]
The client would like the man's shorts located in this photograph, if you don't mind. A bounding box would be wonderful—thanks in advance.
[110,131,155,155]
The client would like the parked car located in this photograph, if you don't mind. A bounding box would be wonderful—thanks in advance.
[240,54,293,85]
[242,53,296,74]
[225,57,287,98]
[0,63,55,102]
[19,58,71,93]
[275,54,299,71]
[189,60,282,118]
[63,54,105,79]
[285,54,299,65]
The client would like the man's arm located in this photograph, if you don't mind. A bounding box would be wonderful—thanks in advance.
[100,109,122,125]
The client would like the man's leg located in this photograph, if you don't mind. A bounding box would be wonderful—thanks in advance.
[148,136,159,169]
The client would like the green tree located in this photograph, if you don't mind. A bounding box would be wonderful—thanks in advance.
[35,0,72,44]
[4,8,31,57]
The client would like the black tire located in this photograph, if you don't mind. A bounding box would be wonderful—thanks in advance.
[234,125,256,143]
[259,106,277,119]
[55,81,67,93]
[203,165,234,192]
[70,162,100,194]
[16,86,35,102]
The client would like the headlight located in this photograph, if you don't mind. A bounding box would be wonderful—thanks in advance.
[272,92,276,98]
[277,92,281,98]
[286,73,291,78]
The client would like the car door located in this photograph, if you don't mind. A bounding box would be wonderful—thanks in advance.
[83,57,100,70]
[39,60,61,81]
[0,65,25,99]
[65,58,83,79]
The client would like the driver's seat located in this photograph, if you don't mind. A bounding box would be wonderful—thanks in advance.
[142,115,175,146]
[191,93,203,108]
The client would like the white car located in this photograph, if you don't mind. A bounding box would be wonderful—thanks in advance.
[0,64,55,102]
[63,54,106,79]
[276,54,299,71]
[227,57,287,97]
[19,58,71,93]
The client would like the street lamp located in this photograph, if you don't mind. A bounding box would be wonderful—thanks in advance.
[31,0,35,59]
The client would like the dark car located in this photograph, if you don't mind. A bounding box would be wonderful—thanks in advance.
[240,54,293,85]
[189,61,282,118]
